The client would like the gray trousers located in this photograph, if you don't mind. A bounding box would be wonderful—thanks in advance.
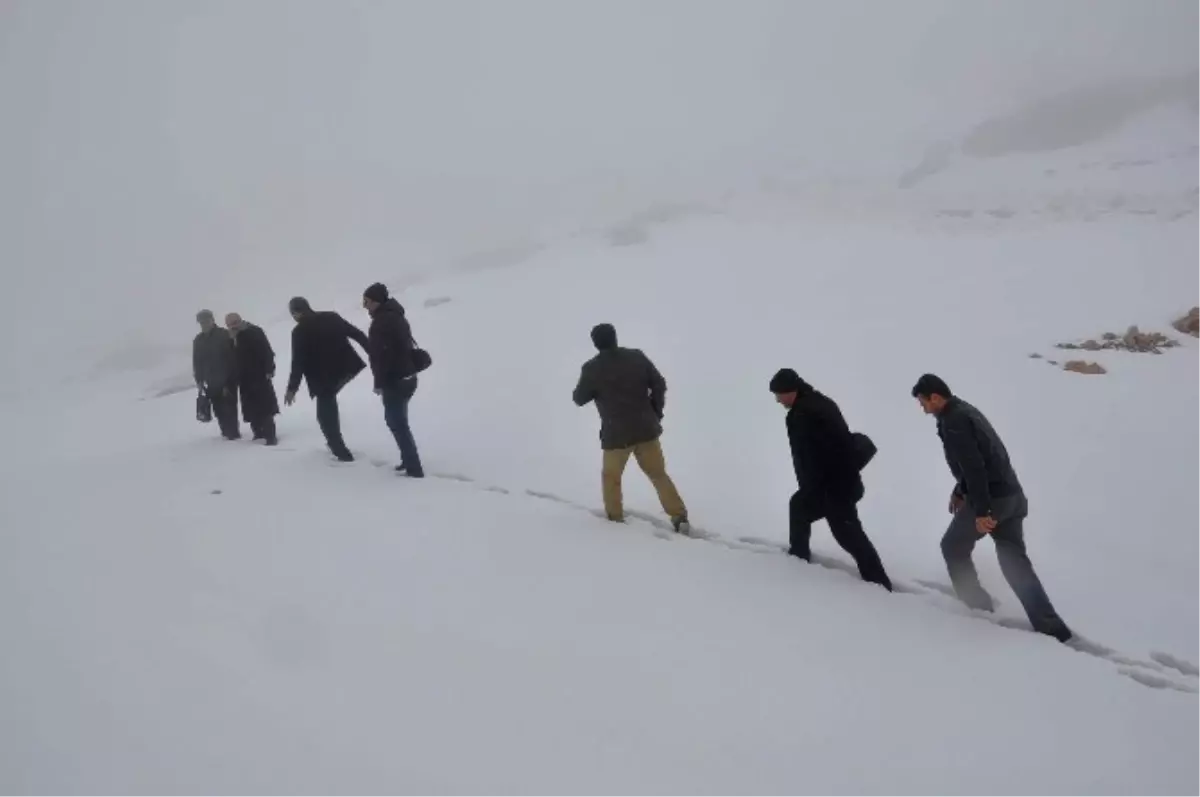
[941,492,1072,641]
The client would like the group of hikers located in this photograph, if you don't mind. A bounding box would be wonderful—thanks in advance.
[194,282,1073,645]
[193,282,427,476]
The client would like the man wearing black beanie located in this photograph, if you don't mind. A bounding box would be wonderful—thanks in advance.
[769,368,892,591]
[362,282,425,478]
[573,324,689,533]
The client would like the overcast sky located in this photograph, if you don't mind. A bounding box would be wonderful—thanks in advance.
[0,0,1195,376]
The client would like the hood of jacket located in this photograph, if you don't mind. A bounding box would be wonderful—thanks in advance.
[371,297,406,320]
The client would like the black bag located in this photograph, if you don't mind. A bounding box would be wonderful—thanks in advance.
[411,337,433,374]
[196,390,213,423]
[851,431,877,470]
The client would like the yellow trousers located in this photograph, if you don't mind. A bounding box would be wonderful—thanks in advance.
[601,438,687,522]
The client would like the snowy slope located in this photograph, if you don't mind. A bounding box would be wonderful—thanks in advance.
[0,385,1196,794]
[2,105,1198,792]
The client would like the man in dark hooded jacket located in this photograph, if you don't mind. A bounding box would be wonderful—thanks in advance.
[362,282,424,477]
[226,312,279,445]
[284,296,369,462]
[770,368,892,590]
[912,373,1072,642]
[573,323,689,532]
[193,309,240,440]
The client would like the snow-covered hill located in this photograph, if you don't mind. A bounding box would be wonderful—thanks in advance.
[2,88,1197,793]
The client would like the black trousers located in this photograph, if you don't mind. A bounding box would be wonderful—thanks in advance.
[249,415,277,442]
[941,492,1071,641]
[209,388,240,439]
[789,487,892,591]
[315,392,350,457]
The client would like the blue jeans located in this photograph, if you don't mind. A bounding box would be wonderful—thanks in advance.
[381,377,423,475]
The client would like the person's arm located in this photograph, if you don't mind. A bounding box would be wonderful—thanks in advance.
[339,314,370,349]
[286,327,305,397]
[192,337,203,389]
[645,354,666,419]
[787,413,815,491]
[942,414,991,517]
[572,363,595,406]
[259,328,276,377]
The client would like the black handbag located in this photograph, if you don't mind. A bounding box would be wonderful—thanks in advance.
[851,431,877,470]
[411,337,433,374]
[196,390,213,423]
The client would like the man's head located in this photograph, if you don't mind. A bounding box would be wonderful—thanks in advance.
[288,296,312,322]
[590,323,618,351]
[196,309,215,332]
[362,282,389,313]
[769,368,809,408]
[224,312,244,332]
[912,373,953,414]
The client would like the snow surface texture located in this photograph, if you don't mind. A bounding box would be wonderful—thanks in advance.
[2,104,1198,794]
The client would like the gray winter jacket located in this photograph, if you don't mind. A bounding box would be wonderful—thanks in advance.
[573,347,666,450]
[193,327,237,392]
[936,397,1022,517]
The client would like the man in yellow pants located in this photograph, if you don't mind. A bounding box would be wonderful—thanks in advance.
[573,323,689,533]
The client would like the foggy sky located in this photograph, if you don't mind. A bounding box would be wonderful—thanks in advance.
[0,0,1195,379]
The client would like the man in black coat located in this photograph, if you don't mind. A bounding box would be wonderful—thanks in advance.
[284,296,370,462]
[770,368,892,590]
[912,373,1072,642]
[193,309,240,440]
[226,312,280,446]
[362,282,424,477]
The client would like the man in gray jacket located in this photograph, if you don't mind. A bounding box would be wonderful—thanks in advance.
[193,309,240,440]
[913,373,1072,642]
[573,323,689,533]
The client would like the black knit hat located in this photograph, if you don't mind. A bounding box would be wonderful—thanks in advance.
[363,282,389,304]
[769,368,809,394]
[288,296,313,315]
[591,323,617,350]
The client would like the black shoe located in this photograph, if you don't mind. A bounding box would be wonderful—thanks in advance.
[264,437,278,447]
[223,433,242,441]
[394,463,408,473]
[333,451,354,463]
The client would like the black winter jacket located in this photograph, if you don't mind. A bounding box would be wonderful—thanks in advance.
[785,384,864,502]
[286,311,369,397]
[233,323,275,382]
[193,326,237,391]
[366,298,417,390]
[936,396,1022,517]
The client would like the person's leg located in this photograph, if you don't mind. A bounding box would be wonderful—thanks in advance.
[788,490,819,560]
[991,494,1072,641]
[260,414,278,445]
[382,378,423,476]
[213,390,240,439]
[601,447,633,521]
[631,439,687,523]
[316,393,351,459]
[941,506,994,611]
[826,499,893,590]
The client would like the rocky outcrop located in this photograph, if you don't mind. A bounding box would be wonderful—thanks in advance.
[1172,307,1199,337]
[1063,360,1107,375]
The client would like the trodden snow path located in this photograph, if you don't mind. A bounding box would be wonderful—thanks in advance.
[406,464,1198,695]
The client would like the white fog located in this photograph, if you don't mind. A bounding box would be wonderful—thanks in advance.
[0,0,1194,382]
